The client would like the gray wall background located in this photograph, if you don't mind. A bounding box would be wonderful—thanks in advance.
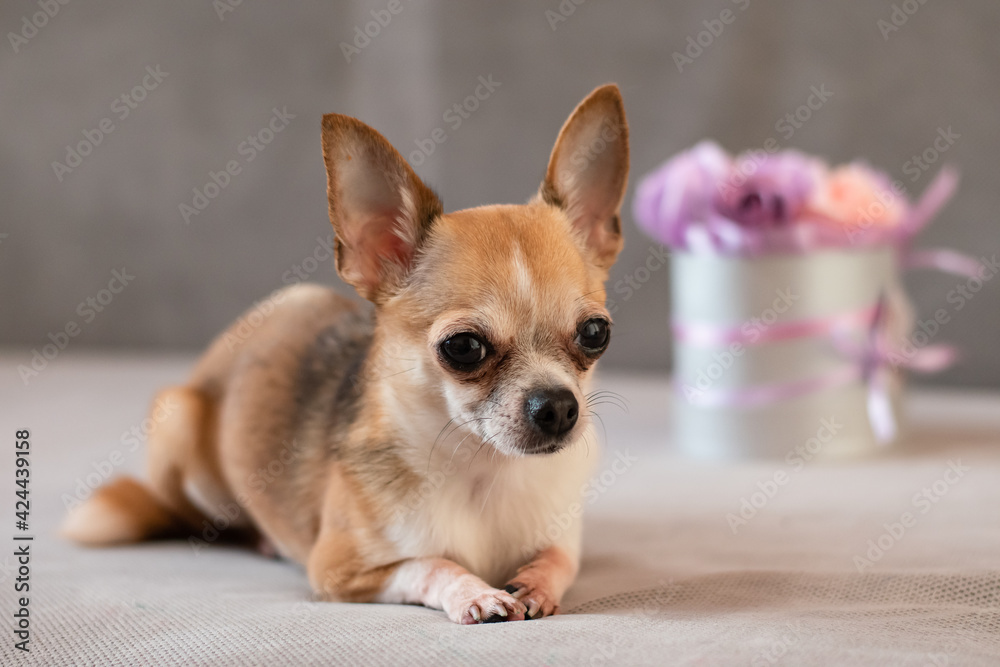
[1,1,998,386]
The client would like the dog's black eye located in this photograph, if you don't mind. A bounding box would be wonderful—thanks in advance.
[577,318,610,354]
[440,333,488,370]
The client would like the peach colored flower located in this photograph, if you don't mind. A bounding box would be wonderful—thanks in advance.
[804,163,907,229]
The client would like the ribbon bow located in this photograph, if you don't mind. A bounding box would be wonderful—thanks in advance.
[832,294,959,444]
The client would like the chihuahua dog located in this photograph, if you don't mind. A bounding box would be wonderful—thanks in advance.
[63,84,629,624]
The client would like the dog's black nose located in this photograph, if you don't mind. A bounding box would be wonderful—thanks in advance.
[525,388,579,437]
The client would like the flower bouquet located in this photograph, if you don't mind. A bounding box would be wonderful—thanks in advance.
[633,142,979,459]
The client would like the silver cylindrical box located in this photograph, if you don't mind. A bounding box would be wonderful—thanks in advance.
[671,247,909,460]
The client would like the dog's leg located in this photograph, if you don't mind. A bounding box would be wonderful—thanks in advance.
[143,386,217,529]
[62,387,213,545]
[376,558,528,624]
[502,545,579,619]
[306,469,526,624]
[308,538,526,624]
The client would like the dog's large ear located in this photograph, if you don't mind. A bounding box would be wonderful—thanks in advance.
[321,114,442,302]
[539,84,629,271]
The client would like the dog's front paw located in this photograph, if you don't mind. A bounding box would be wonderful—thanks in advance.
[503,581,560,620]
[446,586,527,625]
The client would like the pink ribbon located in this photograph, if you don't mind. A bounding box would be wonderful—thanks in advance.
[677,299,950,396]
[903,249,984,278]
[681,367,861,410]
[897,166,960,240]
[896,167,983,280]
[673,304,878,347]
[677,294,966,443]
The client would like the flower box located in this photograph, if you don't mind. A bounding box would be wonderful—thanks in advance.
[634,142,975,459]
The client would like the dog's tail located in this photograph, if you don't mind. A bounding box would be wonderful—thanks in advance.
[61,477,186,546]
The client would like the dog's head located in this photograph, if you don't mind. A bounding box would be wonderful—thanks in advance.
[321,85,628,457]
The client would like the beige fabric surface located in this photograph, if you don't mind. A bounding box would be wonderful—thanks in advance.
[1,354,998,666]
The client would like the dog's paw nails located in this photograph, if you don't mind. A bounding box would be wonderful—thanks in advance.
[457,589,526,624]
[502,581,559,620]
[524,599,557,620]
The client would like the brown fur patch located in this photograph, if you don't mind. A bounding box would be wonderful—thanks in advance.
[61,477,181,545]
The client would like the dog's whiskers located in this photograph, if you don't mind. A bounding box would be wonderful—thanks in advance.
[364,367,418,384]
[478,466,502,516]
[427,417,457,472]
[575,288,606,303]
[428,416,491,473]
[587,400,628,414]
[586,389,628,403]
[581,427,595,459]
[585,390,629,414]
[587,408,609,446]
[450,420,490,463]
[478,396,504,411]
[468,431,500,471]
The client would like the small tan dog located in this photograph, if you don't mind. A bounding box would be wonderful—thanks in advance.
[63,84,629,624]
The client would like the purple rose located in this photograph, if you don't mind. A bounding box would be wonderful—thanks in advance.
[714,149,823,229]
[633,141,731,248]
[632,141,923,253]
